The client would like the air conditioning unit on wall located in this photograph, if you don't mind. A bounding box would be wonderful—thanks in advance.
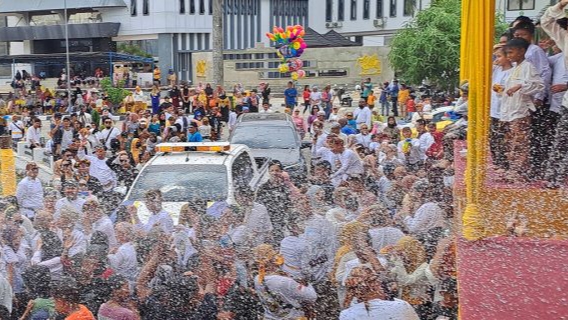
[374,17,387,28]
[325,22,343,28]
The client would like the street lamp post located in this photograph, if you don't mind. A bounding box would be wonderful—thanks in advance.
[64,0,71,100]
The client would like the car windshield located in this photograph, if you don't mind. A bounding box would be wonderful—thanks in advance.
[231,126,297,149]
[128,164,228,202]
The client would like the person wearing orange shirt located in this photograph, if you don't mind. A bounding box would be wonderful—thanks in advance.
[367,90,377,109]
[398,84,410,118]
[52,277,95,319]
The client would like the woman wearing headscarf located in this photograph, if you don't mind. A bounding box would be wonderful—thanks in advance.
[253,244,317,320]
[384,236,433,318]
[383,116,401,144]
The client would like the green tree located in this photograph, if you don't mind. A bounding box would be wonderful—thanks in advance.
[100,77,131,107]
[389,0,506,90]
[389,0,461,90]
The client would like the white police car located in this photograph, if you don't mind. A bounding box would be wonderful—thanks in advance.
[124,142,270,224]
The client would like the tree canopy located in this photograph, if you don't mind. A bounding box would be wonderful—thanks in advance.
[388,0,508,90]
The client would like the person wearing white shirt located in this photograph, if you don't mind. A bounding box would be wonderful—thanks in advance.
[279,235,307,280]
[259,103,275,113]
[16,162,44,219]
[354,124,372,148]
[416,120,435,161]
[339,266,419,320]
[8,115,25,143]
[132,189,174,234]
[490,47,513,169]
[108,222,138,283]
[78,145,117,191]
[82,197,117,248]
[309,86,322,108]
[228,110,238,133]
[548,50,568,114]
[397,127,422,169]
[500,39,544,179]
[54,182,86,223]
[541,3,568,189]
[55,205,87,258]
[354,99,372,129]
[329,137,365,186]
[299,208,337,284]
[253,244,318,320]
[96,119,121,150]
[25,118,42,149]
[513,23,552,105]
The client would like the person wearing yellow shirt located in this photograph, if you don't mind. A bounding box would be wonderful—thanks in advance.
[398,84,410,118]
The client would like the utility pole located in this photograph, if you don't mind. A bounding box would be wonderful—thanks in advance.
[64,0,71,100]
[212,0,224,87]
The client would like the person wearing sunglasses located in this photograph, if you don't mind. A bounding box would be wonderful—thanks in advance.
[15,162,44,221]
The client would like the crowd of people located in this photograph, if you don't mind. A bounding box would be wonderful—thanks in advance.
[0,5,566,319]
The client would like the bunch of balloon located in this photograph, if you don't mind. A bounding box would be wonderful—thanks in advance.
[266,25,308,81]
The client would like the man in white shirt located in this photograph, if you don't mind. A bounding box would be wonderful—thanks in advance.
[56,205,87,258]
[133,189,174,234]
[54,181,86,222]
[354,124,372,148]
[26,118,42,149]
[310,86,322,108]
[329,137,364,186]
[8,115,25,143]
[82,197,117,248]
[78,145,117,191]
[354,99,372,130]
[16,162,44,219]
[108,222,138,283]
[97,118,121,150]
[259,102,275,113]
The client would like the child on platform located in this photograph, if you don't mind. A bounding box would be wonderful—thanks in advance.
[501,38,544,182]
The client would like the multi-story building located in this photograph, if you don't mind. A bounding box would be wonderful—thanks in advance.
[498,0,553,22]
[309,0,433,47]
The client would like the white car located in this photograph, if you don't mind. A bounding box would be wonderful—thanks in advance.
[123,142,270,224]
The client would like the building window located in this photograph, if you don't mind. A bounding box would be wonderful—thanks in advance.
[190,0,196,13]
[130,0,137,16]
[376,0,383,18]
[143,0,149,15]
[389,0,396,17]
[350,0,357,20]
[363,0,370,19]
[338,0,345,21]
[199,0,205,14]
[507,0,535,10]
[403,0,414,16]
[180,0,186,13]
[209,0,213,14]
[319,69,348,77]
[326,0,333,22]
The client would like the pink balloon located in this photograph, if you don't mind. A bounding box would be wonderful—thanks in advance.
[297,70,306,78]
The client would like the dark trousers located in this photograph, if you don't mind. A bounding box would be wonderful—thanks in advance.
[545,108,568,186]
[391,96,399,116]
[489,117,508,169]
[529,106,559,179]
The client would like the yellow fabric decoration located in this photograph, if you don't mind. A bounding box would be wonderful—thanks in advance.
[460,0,494,240]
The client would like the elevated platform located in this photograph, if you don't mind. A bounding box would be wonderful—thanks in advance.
[457,237,568,319]
[453,141,568,238]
